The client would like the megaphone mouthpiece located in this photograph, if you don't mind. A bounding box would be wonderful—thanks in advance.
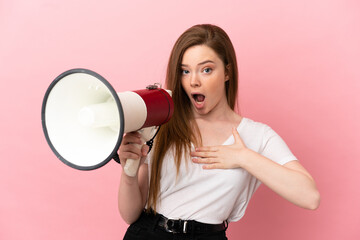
[78,100,119,129]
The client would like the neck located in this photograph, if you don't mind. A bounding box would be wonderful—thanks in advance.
[193,98,240,124]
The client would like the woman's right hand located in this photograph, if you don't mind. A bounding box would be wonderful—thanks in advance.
[118,131,149,170]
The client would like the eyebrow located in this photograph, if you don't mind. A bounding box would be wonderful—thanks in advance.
[181,60,215,67]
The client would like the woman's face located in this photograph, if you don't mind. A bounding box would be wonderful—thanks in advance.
[181,44,229,117]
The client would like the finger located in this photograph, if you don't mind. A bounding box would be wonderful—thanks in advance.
[195,146,219,152]
[202,163,224,170]
[232,127,243,144]
[122,134,142,145]
[141,145,149,156]
[126,131,142,138]
[119,145,142,159]
[120,152,141,161]
[140,155,148,165]
[192,157,218,164]
[120,143,142,153]
[191,151,217,158]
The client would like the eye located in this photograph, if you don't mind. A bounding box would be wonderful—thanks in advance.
[182,69,190,75]
[203,67,212,74]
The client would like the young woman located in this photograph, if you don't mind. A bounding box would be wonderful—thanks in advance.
[118,24,320,240]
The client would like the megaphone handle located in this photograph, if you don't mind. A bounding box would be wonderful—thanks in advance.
[123,127,156,177]
[123,142,144,177]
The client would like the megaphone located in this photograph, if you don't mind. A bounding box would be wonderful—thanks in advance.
[41,68,174,176]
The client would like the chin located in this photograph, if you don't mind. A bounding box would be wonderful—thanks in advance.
[194,107,210,116]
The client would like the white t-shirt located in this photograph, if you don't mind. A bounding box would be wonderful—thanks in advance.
[146,117,297,224]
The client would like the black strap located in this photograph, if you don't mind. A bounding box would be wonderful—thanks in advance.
[145,125,161,153]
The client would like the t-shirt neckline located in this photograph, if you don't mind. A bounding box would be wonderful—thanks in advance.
[221,117,248,145]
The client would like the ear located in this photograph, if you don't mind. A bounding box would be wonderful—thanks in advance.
[225,64,231,82]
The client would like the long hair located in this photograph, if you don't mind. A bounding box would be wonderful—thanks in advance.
[147,24,239,212]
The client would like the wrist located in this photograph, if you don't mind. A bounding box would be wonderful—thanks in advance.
[238,148,257,169]
[121,171,138,185]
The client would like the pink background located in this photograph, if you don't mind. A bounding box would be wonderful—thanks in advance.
[1,0,359,239]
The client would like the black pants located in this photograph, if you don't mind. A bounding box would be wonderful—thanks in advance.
[123,211,228,240]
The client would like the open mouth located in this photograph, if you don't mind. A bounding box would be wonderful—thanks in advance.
[192,93,205,103]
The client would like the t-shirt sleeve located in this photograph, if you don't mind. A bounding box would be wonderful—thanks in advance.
[259,126,298,165]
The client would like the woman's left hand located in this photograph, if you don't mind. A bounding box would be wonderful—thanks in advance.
[191,128,250,169]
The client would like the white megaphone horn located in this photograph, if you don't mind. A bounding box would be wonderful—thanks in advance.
[41,68,174,176]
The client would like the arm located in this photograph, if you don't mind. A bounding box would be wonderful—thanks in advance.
[118,132,149,224]
[234,149,320,210]
[191,128,320,210]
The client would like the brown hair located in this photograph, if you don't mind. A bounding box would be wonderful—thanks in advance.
[147,24,239,211]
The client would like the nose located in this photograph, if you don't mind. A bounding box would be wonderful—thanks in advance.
[190,73,201,88]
